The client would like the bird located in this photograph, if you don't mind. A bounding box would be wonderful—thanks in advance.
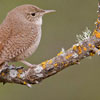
[0,4,55,68]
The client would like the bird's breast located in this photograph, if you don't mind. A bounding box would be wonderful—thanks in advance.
[26,29,41,56]
[16,26,42,60]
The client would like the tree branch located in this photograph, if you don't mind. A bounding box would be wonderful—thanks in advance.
[0,2,100,87]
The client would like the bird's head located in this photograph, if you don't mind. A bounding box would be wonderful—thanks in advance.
[6,4,56,26]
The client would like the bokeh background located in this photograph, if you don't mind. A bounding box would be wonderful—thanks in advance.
[0,0,99,100]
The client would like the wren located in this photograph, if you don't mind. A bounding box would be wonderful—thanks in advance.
[0,4,55,68]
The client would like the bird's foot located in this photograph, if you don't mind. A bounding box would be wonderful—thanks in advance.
[28,64,37,68]
[20,60,37,68]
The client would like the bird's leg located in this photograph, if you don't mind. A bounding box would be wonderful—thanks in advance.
[20,60,36,68]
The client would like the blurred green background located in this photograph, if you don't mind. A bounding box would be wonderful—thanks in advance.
[0,0,99,100]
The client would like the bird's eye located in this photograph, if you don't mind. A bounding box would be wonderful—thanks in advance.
[31,13,36,16]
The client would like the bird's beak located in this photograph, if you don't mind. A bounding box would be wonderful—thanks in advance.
[44,10,56,14]
[41,10,56,15]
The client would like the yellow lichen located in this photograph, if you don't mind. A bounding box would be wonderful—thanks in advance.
[18,69,23,74]
[66,54,73,59]
[97,19,100,24]
[88,43,92,47]
[48,59,53,64]
[41,62,46,69]
[77,46,82,55]
[61,62,64,64]
[54,63,58,67]
[92,45,95,48]
[73,45,77,51]
[23,81,27,85]
[64,63,68,67]
[1,72,5,76]
[57,51,63,56]
[88,44,95,49]
[17,73,21,78]
[41,60,48,69]
[66,56,69,59]
[83,47,87,51]
[95,33,100,38]
[73,45,82,54]
[93,29,100,38]
[93,30,98,35]
[89,52,95,56]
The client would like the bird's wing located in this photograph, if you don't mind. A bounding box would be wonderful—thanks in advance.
[0,33,35,62]
[0,25,13,64]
